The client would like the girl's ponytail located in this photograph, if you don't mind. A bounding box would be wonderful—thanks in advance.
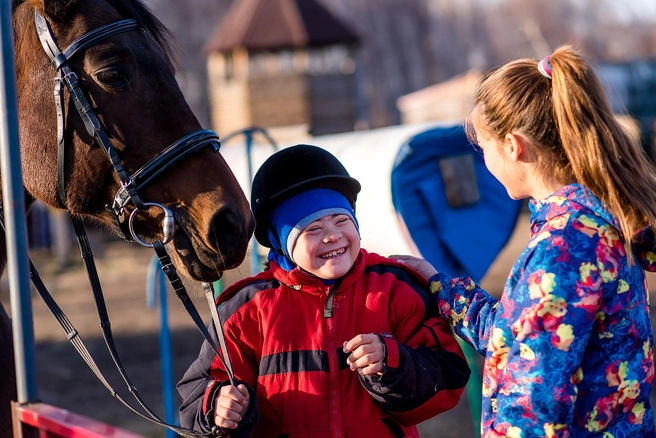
[472,45,656,252]
[550,46,656,250]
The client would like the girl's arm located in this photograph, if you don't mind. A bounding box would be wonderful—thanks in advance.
[392,255,500,355]
[429,272,500,355]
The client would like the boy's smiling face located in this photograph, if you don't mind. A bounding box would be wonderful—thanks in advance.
[291,213,360,280]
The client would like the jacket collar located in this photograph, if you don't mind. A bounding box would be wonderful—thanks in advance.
[528,183,619,236]
[269,249,367,294]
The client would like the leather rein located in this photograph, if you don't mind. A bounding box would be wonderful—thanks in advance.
[5,11,239,437]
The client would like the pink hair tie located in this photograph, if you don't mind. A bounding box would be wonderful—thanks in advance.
[537,56,553,79]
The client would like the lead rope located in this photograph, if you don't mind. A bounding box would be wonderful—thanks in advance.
[151,240,235,385]
[74,217,237,429]
[0,204,229,437]
[202,282,235,386]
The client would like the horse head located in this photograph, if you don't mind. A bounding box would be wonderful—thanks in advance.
[11,0,254,282]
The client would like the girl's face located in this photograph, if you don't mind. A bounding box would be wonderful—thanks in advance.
[474,124,529,200]
[291,214,360,280]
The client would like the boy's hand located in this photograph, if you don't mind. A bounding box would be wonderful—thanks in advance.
[343,334,385,375]
[389,255,438,280]
[213,384,250,429]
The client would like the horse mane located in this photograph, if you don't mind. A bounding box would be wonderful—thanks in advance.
[105,0,177,67]
[11,0,177,68]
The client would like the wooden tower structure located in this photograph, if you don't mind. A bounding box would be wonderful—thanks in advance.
[205,0,360,138]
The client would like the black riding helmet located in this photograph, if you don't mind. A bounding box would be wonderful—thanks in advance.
[251,144,361,248]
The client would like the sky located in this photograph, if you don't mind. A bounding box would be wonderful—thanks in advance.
[579,0,656,23]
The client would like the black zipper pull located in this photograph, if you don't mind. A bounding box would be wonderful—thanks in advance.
[324,287,335,318]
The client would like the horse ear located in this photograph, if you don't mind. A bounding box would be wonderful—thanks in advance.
[27,0,76,22]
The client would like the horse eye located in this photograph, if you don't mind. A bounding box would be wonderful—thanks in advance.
[95,68,128,87]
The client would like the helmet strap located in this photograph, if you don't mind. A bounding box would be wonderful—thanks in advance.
[269,225,291,258]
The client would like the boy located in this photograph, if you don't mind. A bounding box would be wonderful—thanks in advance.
[178,145,470,437]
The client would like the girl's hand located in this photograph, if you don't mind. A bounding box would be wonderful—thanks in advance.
[213,384,250,429]
[390,255,438,280]
[343,333,385,375]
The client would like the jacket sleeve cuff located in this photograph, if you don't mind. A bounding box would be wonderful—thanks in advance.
[428,272,451,295]
[367,333,401,384]
[378,332,399,369]
[202,379,223,418]
[202,380,260,438]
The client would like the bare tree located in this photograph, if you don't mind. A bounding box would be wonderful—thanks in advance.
[142,0,656,131]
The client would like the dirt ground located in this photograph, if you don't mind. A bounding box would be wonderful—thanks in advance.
[3,212,656,437]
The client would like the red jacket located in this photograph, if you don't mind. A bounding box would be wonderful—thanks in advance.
[178,250,469,437]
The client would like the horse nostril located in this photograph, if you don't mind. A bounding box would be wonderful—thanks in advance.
[208,207,245,252]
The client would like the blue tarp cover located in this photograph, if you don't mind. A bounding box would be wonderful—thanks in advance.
[391,125,522,282]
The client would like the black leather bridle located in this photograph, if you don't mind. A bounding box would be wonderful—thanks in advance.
[34,11,221,247]
[13,11,238,437]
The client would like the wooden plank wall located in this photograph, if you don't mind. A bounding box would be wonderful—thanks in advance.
[208,55,356,137]
[308,73,356,136]
[207,54,251,136]
[248,74,309,128]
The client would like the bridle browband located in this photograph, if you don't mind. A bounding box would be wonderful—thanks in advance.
[19,11,237,437]
[34,11,221,246]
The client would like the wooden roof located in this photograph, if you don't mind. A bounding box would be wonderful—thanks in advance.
[205,0,359,53]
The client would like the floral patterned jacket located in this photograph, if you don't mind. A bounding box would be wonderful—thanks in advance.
[430,184,656,437]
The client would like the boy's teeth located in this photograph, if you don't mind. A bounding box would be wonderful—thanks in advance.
[321,248,345,259]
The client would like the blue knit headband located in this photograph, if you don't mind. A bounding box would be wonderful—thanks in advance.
[267,188,359,270]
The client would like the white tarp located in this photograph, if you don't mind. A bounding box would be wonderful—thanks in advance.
[220,122,445,257]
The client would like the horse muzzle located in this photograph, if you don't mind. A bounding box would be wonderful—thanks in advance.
[167,206,254,282]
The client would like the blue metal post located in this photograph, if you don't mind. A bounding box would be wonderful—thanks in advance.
[146,256,177,438]
[157,265,176,438]
[221,126,277,278]
[244,129,261,276]
[0,0,38,403]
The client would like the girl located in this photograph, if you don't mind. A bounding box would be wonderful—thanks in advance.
[395,45,656,437]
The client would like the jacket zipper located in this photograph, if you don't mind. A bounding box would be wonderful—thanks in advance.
[324,286,342,438]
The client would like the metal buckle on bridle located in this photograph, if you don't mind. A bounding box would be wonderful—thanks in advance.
[128,202,174,247]
[62,71,78,83]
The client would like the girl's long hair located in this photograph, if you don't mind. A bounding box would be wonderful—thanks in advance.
[470,45,656,252]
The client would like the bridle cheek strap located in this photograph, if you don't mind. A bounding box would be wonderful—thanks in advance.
[54,69,66,207]
[35,11,222,246]
[35,11,140,210]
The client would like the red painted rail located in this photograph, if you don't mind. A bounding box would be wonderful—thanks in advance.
[12,402,146,438]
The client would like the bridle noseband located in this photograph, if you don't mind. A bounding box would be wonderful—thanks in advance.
[34,11,221,247]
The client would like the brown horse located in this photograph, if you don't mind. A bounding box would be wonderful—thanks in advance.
[2,0,254,434]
